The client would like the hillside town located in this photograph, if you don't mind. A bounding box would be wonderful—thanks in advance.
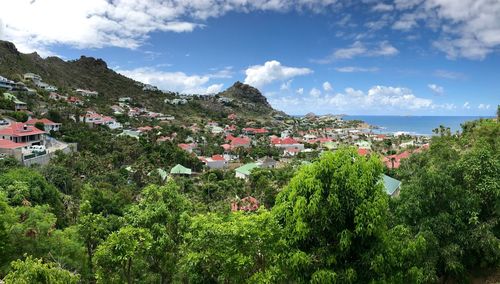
[0,71,431,199]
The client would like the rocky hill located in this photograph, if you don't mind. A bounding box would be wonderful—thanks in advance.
[0,40,288,123]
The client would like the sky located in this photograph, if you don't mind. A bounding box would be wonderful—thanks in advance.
[0,0,499,115]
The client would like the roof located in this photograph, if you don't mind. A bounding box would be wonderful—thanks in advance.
[3,93,25,104]
[272,137,299,145]
[231,137,251,146]
[211,155,226,161]
[357,148,370,156]
[0,139,27,149]
[235,163,259,176]
[0,122,45,137]
[381,174,401,195]
[25,118,60,126]
[170,164,192,175]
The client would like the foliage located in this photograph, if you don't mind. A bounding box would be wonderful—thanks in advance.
[178,210,287,283]
[93,226,152,284]
[4,255,80,284]
[273,148,390,282]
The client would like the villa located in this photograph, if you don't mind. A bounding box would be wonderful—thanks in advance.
[75,89,99,97]
[26,118,62,132]
[0,122,45,146]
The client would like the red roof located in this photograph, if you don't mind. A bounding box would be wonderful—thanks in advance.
[231,137,251,146]
[0,122,45,137]
[222,143,231,150]
[26,118,59,125]
[0,139,27,149]
[211,154,226,161]
[228,113,237,120]
[358,148,370,156]
[383,151,410,169]
[138,126,153,132]
[272,137,299,145]
[243,127,268,134]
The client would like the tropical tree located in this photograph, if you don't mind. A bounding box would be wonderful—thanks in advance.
[3,256,80,284]
[273,148,389,282]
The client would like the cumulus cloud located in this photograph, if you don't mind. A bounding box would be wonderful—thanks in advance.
[314,41,398,63]
[244,60,312,88]
[280,80,293,91]
[116,67,223,94]
[309,88,322,97]
[463,102,471,109]
[0,0,339,54]
[270,84,436,114]
[388,0,500,59]
[322,81,333,92]
[296,88,304,95]
[372,3,394,12]
[335,66,379,72]
[478,103,491,110]
[427,84,444,95]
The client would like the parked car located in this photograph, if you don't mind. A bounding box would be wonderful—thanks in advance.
[28,145,46,153]
[0,119,8,125]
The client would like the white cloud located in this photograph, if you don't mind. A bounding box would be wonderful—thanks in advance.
[116,67,223,94]
[296,88,304,95]
[280,80,293,91]
[314,41,398,63]
[322,81,333,92]
[335,66,379,72]
[390,0,500,59]
[463,102,471,109]
[372,3,394,12]
[478,103,491,110]
[270,84,435,114]
[434,69,466,80]
[427,84,444,95]
[0,0,339,54]
[244,60,312,88]
[309,88,322,97]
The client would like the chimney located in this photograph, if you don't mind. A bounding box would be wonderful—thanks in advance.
[23,125,28,131]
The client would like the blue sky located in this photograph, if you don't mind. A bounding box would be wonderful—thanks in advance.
[0,0,499,115]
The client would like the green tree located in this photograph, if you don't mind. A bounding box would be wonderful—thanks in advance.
[93,226,152,284]
[273,148,389,282]
[34,122,45,131]
[126,182,192,283]
[4,256,80,284]
[394,119,500,280]
[178,210,287,283]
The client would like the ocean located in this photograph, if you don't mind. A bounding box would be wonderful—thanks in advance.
[343,116,493,135]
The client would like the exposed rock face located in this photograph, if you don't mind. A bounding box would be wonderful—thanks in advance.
[220,81,272,109]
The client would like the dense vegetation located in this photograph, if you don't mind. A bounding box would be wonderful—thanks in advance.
[0,118,498,283]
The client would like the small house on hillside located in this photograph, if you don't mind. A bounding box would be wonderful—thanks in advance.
[235,163,260,179]
[170,164,192,175]
[3,93,27,111]
[381,174,402,197]
[26,118,61,132]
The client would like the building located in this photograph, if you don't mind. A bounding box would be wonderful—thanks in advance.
[355,140,372,150]
[0,122,45,146]
[165,98,188,105]
[0,75,15,90]
[26,118,62,132]
[142,84,158,91]
[170,164,192,175]
[271,137,304,151]
[258,156,277,169]
[67,96,83,106]
[75,89,99,97]
[23,73,42,82]
[3,93,27,111]
[381,174,402,197]
[0,139,28,160]
[200,154,228,169]
[235,163,260,179]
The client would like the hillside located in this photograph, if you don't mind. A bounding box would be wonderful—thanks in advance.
[0,41,287,123]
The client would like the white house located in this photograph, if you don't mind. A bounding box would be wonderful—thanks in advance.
[75,89,99,97]
[26,118,62,132]
[24,73,42,82]
[200,155,228,169]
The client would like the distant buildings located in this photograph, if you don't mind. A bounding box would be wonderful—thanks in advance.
[75,89,99,97]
